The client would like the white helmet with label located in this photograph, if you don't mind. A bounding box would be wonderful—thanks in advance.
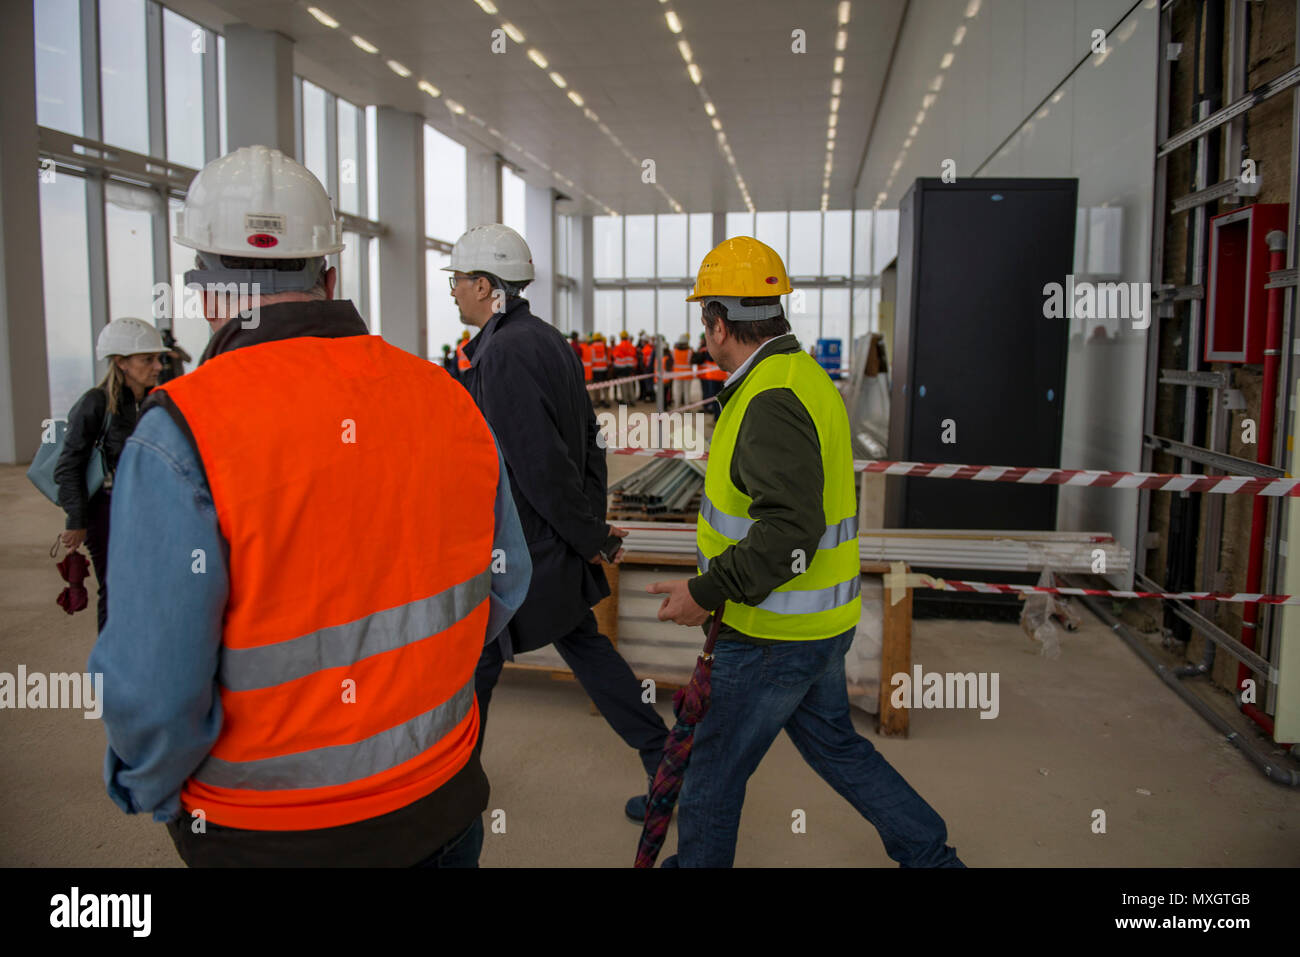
[173,145,343,258]
[442,223,535,282]
[96,318,168,360]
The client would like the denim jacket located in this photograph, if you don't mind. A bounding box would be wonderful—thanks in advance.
[88,405,531,822]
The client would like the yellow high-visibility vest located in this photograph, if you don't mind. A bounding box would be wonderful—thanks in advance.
[696,349,861,640]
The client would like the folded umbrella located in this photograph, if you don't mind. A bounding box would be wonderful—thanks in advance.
[634,610,723,869]
[55,548,91,616]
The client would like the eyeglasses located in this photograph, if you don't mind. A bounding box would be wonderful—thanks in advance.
[448,275,479,292]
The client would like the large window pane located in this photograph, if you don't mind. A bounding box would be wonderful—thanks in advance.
[163,9,205,167]
[427,249,460,360]
[340,230,362,306]
[625,290,654,340]
[555,214,571,277]
[502,166,526,237]
[167,197,211,368]
[688,213,712,275]
[105,185,157,323]
[656,214,687,279]
[853,209,872,277]
[41,174,93,418]
[624,215,654,278]
[787,288,819,347]
[873,210,899,272]
[368,239,381,334]
[366,106,378,219]
[822,211,852,276]
[658,289,689,347]
[755,212,786,264]
[595,289,622,338]
[725,212,753,238]
[35,0,82,135]
[301,80,328,189]
[424,124,466,242]
[594,215,622,279]
[217,34,227,155]
[821,288,850,346]
[788,211,821,275]
[100,0,149,154]
[337,100,360,214]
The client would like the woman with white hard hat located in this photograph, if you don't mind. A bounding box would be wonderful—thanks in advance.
[53,317,168,630]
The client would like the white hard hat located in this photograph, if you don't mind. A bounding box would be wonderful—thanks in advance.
[442,224,535,282]
[96,318,167,360]
[173,145,343,258]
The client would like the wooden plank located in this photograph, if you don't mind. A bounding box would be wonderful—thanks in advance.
[877,562,911,737]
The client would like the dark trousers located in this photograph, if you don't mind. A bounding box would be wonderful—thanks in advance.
[475,609,669,779]
[412,817,483,868]
[85,490,112,632]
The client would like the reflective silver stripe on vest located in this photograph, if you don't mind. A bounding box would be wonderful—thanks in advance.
[192,678,475,790]
[220,568,491,693]
[697,546,860,616]
[754,575,861,616]
[700,492,858,552]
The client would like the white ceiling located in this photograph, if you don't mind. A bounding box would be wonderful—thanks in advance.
[160,0,907,215]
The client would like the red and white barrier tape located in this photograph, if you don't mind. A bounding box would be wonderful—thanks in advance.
[586,366,852,391]
[899,576,1298,605]
[604,448,1298,497]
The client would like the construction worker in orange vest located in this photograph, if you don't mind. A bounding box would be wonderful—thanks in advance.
[612,330,638,405]
[672,336,693,407]
[87,147,532,868]
[696,331,727,419]
[638,335,654,402]
[589,332,610,407]
[457,329,471,372]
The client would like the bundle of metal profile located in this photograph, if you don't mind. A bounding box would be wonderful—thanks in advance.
[608,458,704,520]
[613,521,1130,574]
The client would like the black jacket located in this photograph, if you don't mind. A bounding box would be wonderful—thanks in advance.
[460,298,611,653]
[54,383,145,529]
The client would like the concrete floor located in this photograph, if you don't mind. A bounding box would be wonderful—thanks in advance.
[3,449,1299,867]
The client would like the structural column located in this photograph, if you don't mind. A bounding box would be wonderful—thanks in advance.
[223,25,295,154]
[466,147,500,227]
[375,107,425,358]
[0,1,50,463]
[577,214,594,336]
[524,183,555,323]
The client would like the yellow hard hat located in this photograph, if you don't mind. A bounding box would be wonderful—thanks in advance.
[687,236,792,301]
[620,330,630,339]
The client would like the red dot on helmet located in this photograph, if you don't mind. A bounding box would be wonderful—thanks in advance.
[765,276,778,284]
[248,234,279,248]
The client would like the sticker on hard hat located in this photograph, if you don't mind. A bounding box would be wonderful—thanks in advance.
[244,213,285,234]
[247,234,279,248]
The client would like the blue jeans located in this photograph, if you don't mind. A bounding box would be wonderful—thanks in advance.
[674,628,964,868]
[413,816,484,868]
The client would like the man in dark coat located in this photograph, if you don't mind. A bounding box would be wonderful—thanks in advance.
[446,224,669,821]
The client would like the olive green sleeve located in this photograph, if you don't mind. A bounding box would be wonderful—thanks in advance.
[688,389,826,611]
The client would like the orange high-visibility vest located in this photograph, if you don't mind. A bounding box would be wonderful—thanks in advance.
[590,341,608,372]
[640,343,653,368]
[158,334,498,831]
[673,347,692,378]
[700,357,727,381]
[579,342,593,382]
[613,340,637,370]
[457,340,471,371]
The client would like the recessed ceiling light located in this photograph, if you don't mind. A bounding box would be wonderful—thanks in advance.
[528,49,549,69]
[831,77,842,96]
[965,0,981,16]
[418,80,441,97]
[711,117,722,130]
[473,0,498,13]
[930,74,944,92]
[549,71,567,88]
[666,10,682,33]
[830,97,840,112]
[502,22,525,44]
[828,127,836,139]
[704,101,716,116]
[833,56,844,74]
[307,7,338,28]
[446,99,465,114]
[914,110,926,125]
[838,2,851,25]
[567,90,584,106]
[921,92,935,109]
[351,35,378,54]
[387,60,411,77]
[677,39,693,62]
[687,63,702,84]
[835,30,847,51]
[908,124,919,136]
[828,113,838,128]
[953,25,966,45]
